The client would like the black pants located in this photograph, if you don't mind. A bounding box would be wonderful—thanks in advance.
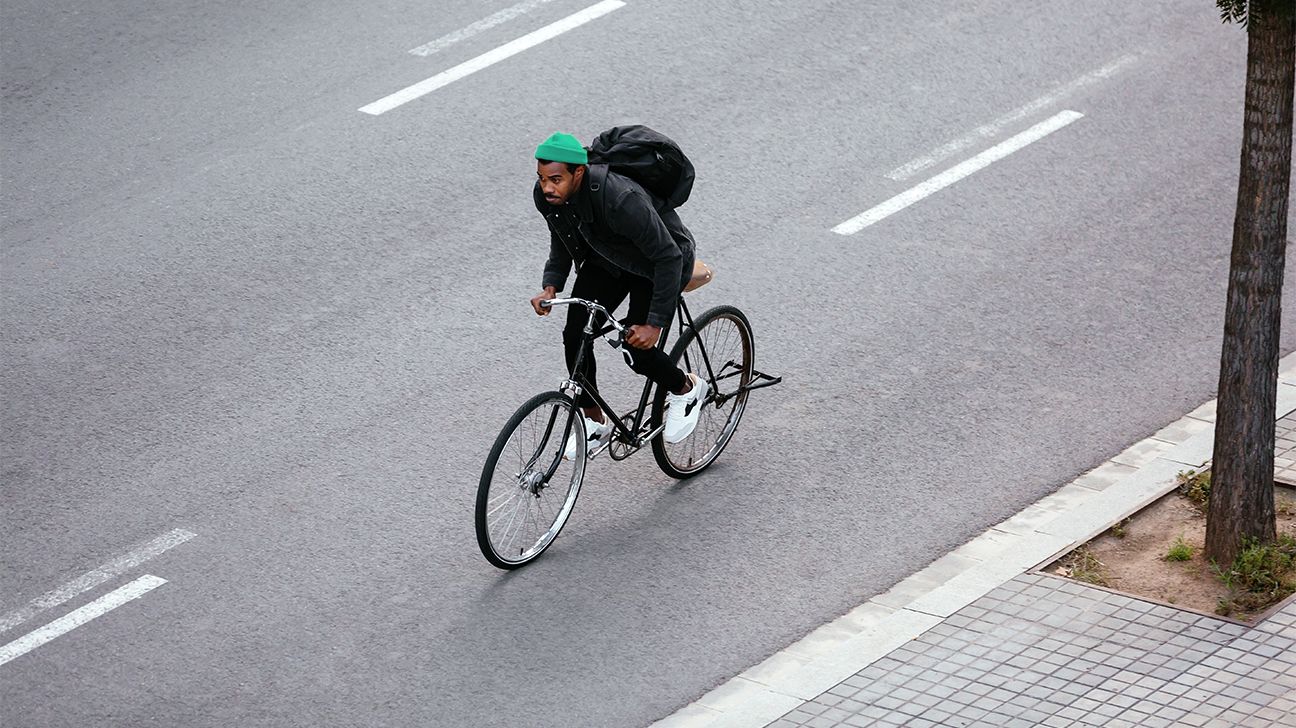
[564,266,687,409]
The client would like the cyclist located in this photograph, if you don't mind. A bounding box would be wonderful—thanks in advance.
[528,131,706,459]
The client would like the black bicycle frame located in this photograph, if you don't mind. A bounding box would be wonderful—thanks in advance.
[562,301,679,447]
[530,294,779,479]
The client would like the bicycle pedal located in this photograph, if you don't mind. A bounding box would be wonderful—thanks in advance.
[587,440,613,460]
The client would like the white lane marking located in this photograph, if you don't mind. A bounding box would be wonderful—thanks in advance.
[887,54,1138,181]
[409,0,560,57]
[833,110,1084,236]
[0,528,194,634]
[0,575,167,667]
[362,0,626,116]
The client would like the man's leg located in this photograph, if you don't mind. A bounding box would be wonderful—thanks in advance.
[620,276,709,443]
[621,276,690,395]
[563,268,631,422]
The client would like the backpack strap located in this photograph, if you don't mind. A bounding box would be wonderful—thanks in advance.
[583,164,610,220]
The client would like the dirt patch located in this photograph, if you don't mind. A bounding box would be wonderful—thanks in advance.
[1048,482,1296,622]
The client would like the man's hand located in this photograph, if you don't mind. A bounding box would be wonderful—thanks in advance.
[627,324,662,350]
[531,286,557,316]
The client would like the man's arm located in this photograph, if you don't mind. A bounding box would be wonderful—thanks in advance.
[532,227,571,316]
[605,188,683,330]
[541,228,573,292]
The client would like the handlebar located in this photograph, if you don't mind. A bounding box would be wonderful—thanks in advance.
[540,296,628,336]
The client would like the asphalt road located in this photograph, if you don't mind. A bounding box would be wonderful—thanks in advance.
[3,1,1293,725]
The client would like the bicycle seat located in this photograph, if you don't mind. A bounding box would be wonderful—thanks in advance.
[684,260,714,292]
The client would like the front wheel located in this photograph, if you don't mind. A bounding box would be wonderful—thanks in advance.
[475,391,586,569]
[651,305,755,479]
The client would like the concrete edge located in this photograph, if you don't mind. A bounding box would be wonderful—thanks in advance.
[647,353,1296,728]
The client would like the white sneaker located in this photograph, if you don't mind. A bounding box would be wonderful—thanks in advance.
[664,373,708,444]
[564,416,613,460]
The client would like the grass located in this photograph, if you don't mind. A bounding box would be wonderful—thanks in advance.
[1165,537,1194,562]
[1213,533,1296,617]
[1109,518,1131,539]
[1175,469,1212,512]
[1059,547,1110,587]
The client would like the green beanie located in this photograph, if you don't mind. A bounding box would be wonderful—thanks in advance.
[535,132,588,165]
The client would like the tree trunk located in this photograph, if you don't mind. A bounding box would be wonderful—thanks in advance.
[1205,12,1295,567]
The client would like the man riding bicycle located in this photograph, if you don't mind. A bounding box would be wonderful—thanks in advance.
[528,131,706,459]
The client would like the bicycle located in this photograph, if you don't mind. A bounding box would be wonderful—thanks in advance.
[474,287,780,569]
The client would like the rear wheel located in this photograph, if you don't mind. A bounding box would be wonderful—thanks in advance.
[475,392,585,569]
[651,305,755,479]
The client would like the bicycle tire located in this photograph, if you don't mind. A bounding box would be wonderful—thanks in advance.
[651,305,755,479]
[475,391,586,569]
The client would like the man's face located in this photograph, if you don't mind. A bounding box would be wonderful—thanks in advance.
[537,161,584,205]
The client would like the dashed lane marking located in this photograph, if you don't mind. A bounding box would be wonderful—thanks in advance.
[0,528,194,634]
[887,54,1137,181]
[362,0,626,116]
[0,575,168,667]
[833,110,1084,236]
[408,0,561,57]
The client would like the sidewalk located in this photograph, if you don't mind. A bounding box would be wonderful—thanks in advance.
[770,574,1294,728]
[655,356,1296,728]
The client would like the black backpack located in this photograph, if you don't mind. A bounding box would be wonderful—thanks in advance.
[587,125,695,208]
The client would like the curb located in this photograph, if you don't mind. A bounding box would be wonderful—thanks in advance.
[651,352,1296,728]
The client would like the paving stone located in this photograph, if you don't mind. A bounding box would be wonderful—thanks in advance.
[781,708,817,723]
[794,704,827,718]
[943,675,973,691]
[972,695,1003,712]
[1252,706,1286,723]
[981,672,1014,689]
[1058,680,1090,698]
[917,705,955,722]
[1196,700,1228,717]
[1213,707,1253,725]
[1074,671,1107,688]
[820,706,855,722]
[1109,680,1149,699]
[954,705,990,722]
[874,695,905,711]
[1133,675,1170,693]
[759,542,1296,728]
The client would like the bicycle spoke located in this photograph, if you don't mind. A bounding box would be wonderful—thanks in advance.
[487,489,520,518]
[497,497,527,553]
[477,393,586,567]
[658,310,753,476]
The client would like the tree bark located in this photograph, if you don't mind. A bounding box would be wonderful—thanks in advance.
[1206,11,1295,567]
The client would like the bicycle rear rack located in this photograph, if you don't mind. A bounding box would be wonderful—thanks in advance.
[709,368,782,407]
[742,369,782,393]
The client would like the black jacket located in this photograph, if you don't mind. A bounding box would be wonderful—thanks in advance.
[536,164,695,328]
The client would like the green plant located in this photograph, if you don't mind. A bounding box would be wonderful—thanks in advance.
[1166,537,1195,562]
[1214,534,1296,613]
[1109,518,1131,539]
[1176,469,1212,511]
[1059,547,1109,587]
